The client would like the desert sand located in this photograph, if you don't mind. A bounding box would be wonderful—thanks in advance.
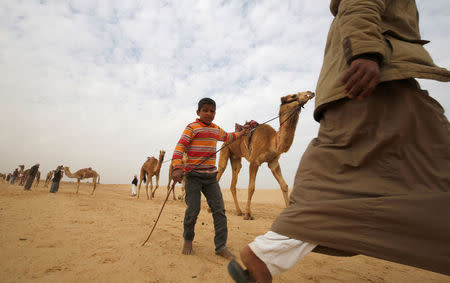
[0,181,448,283]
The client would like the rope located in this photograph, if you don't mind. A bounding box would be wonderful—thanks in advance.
[141,102,305,245]
[157,103,304,167]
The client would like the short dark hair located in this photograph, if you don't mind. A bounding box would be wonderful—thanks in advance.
[198,97,216,111]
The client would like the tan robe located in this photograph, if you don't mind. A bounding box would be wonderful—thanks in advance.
[271,80,450,275]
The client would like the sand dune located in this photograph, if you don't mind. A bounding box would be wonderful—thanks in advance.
[0,181,447,282]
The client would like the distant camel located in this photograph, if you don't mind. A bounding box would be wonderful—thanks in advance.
[63,167,100,194]
[34,170,41,187]
[44,170,54,187]
[167,153,188,200]
[217,91,315,220]
[137,150,165,199]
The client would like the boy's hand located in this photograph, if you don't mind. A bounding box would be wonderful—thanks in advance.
[238,126,251,136]
[342,58,380,101]
[172,169,184,183]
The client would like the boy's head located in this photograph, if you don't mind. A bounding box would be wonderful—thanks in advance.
[197,98,216,125]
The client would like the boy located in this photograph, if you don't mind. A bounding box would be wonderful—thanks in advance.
[172,97,248,259]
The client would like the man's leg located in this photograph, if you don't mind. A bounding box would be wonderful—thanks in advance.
[183,175,202,255]
[229,231,316,282]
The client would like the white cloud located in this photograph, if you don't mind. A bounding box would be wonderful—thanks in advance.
[1,0,448,191]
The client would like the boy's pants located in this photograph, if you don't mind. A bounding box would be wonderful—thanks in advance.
[11,176,17,184]
[184,171,227,253]
[249,231,316,276]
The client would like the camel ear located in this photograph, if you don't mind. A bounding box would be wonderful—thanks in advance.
[280,96,287,104]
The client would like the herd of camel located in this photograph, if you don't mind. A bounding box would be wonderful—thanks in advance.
[1,165,101,194]
[2,91,314,220]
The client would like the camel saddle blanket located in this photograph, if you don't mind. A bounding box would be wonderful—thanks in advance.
[235,120,259,132]
[271,80,450,276]
[235,120,259,150]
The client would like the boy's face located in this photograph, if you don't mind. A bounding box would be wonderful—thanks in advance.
[197,104,216,125]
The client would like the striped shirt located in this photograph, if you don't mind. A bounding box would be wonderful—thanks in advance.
[172,119,240,173]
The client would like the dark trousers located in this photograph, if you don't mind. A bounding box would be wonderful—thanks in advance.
[183,171,227,253]
[11,176,17,184]
[50,180,60,193]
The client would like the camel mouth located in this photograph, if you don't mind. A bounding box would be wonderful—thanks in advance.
[281,91,315,106]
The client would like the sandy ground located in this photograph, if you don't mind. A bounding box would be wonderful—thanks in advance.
[0,180,448,283]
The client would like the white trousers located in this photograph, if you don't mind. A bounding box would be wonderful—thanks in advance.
[248,231,317,276]
[131,184,137,195]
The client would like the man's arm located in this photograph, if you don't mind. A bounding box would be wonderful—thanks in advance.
[336,0,385,100]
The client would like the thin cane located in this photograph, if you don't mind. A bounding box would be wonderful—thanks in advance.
[142,181,176,246]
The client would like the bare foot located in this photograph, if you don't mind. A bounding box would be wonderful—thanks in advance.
[216,247,236,260]
[182,240,193,255]
[240,245,272,283]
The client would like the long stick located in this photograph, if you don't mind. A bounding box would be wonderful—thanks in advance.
[141,182,176,246]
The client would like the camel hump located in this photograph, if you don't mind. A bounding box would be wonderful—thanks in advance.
[235,120,259,132]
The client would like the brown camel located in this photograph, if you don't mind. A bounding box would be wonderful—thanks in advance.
[44,170,54,187]
[167,153,188,200]
[63,167,100,194]
[137,150,165,199]
[217,91,315,220]
[34,170,41,187]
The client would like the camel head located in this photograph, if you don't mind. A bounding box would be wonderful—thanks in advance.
[158,150,166,163]
[280,91,315,107]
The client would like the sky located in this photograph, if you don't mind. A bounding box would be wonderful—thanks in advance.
[1,1,449,191]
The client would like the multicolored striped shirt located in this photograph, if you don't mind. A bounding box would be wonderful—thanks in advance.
[172,119,240,173]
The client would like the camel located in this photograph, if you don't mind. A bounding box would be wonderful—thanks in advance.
[217,91,315,220]
[34,170,41,187]
[167,153,188,200]
[44,170,54,187]
[137,150,165,200]
[63,167,100,194]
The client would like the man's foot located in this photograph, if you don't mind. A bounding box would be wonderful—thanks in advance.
[182,240,193,255]
[216,247,236,259]
[240,245,272,283]
[228,259,253,283]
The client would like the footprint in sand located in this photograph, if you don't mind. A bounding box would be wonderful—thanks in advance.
[45,266,62,273]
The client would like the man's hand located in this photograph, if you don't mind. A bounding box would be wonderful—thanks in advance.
[172,169,184,184]
[342,58,381,101]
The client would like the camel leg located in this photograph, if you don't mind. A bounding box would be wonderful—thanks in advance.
[150,177,155,199]
[152,175,160,198]
[167,166,176,200]
[268,160,289,207]
[91,177,97,195]
[244,163,259,220]
[137,178,142,198]
[76,179,80,194]
[229,157,243,216]
[145,177,150,200]
[217,147,230,181]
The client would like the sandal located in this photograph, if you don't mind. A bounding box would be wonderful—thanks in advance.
[228,259,255,283]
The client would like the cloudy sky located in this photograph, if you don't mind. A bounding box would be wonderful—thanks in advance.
[1,1,449,191]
